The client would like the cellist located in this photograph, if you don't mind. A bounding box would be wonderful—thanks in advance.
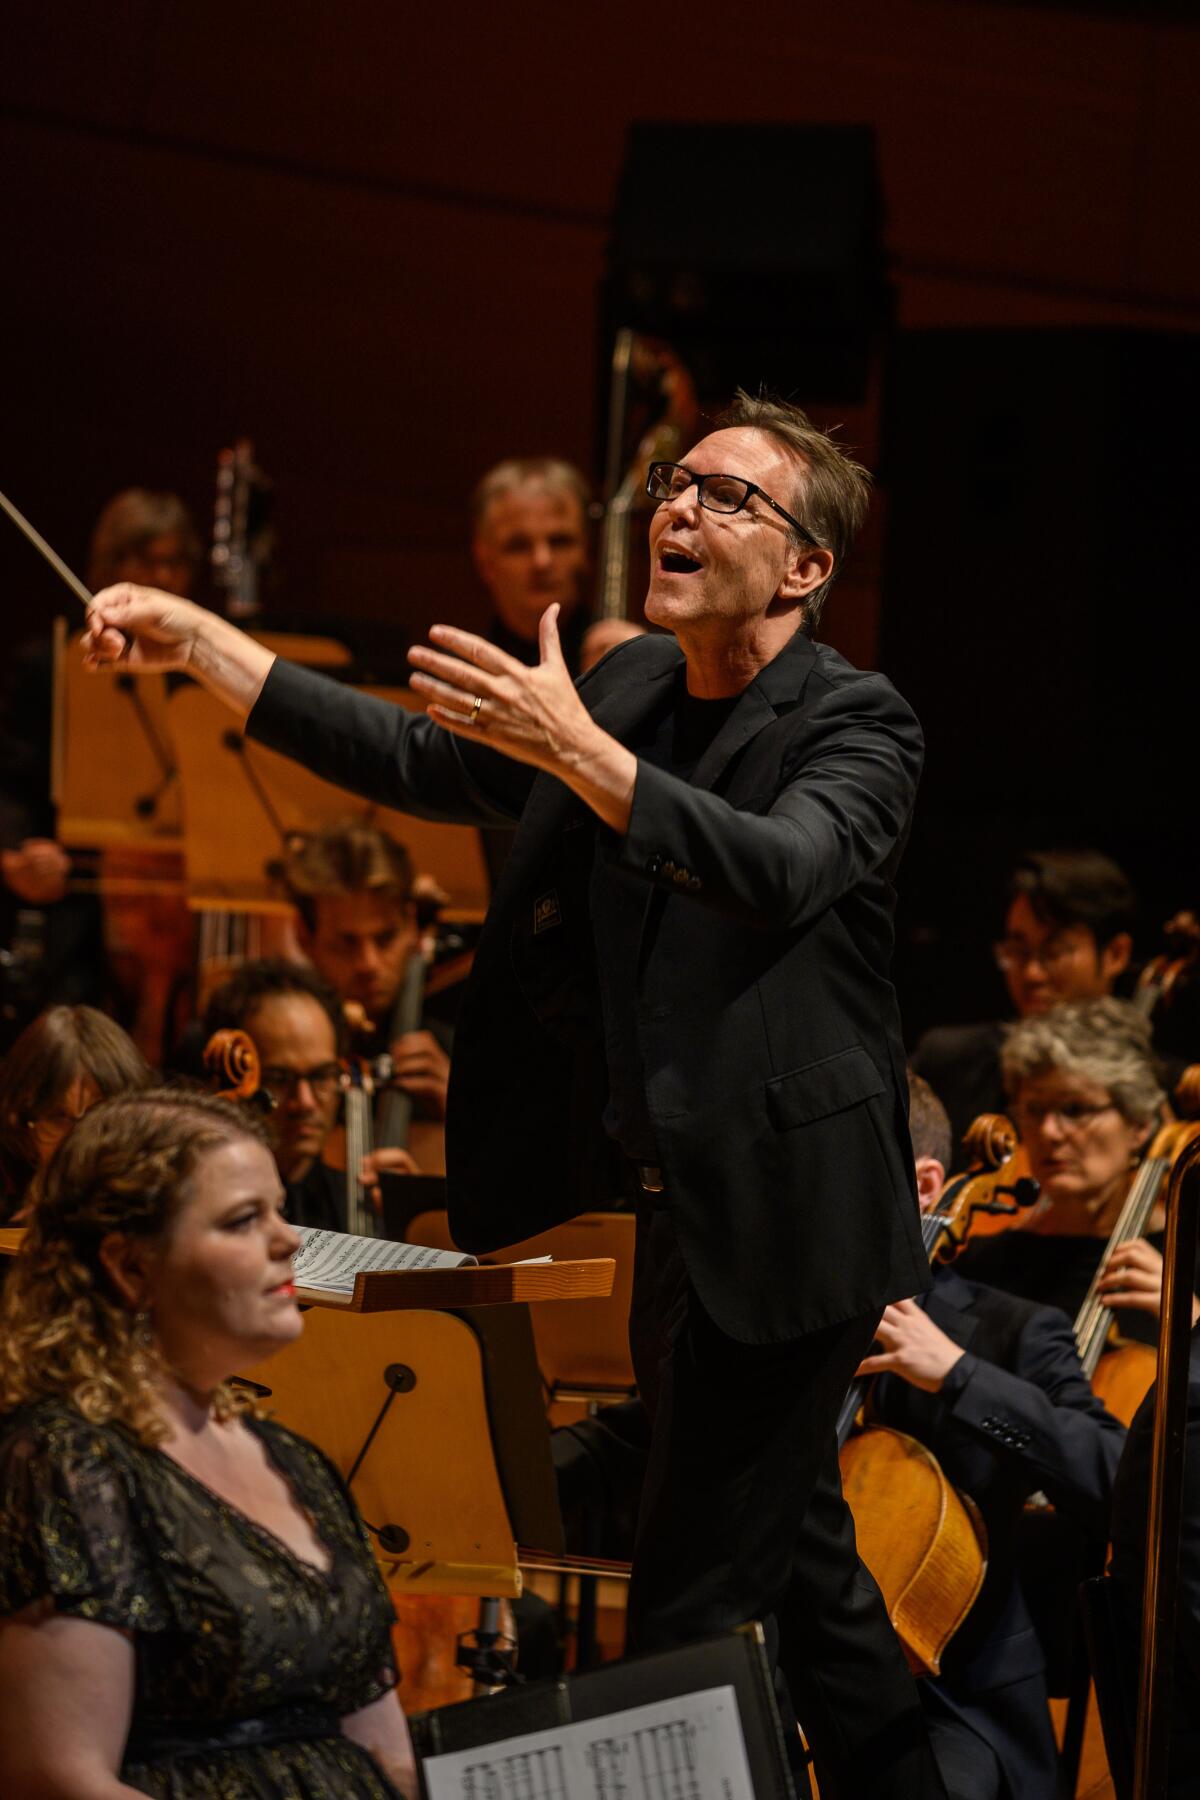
[854,1073,1126,1800]
[201,960,417,1231]
[281,821,451,1139]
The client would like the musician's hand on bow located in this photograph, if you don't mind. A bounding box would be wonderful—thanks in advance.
[1,839,69,905]
[389,1030,450,1121]
[82,584,207,673]
[361,1147,421,1214]
[855,1298,966,1395]
[407,604,637,833]
[1097,1237,1200,1327]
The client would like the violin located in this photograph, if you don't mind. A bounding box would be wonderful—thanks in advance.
[838,1116,1038,1676]
[1135,910,1200,1028]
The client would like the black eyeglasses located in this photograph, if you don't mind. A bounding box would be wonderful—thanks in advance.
[646,461,820,547]
[260,1062,344,1098]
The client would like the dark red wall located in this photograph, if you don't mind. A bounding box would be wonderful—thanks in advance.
[3,0,1197,658]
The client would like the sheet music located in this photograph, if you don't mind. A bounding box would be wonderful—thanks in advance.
[422,1684,755,1800]
[293,1226,474,1291]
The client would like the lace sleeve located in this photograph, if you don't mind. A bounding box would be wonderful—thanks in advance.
[0,1404,169,1632]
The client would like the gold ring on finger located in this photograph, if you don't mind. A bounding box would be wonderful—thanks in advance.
[469,694,484,724]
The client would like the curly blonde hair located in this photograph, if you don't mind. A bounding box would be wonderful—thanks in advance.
[0,1089,269,1445]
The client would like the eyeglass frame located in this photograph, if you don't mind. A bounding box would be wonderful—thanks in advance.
[257,1061,345,1099]
[645,461,821,548]
[1012,1098,1120,1132]
[993,930,1095,975]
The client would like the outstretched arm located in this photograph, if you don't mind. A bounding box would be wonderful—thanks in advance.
[82,585,275,721]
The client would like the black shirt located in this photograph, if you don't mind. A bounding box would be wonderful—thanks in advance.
[591,672,741,1160]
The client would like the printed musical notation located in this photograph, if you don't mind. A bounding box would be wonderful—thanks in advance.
[423,1686,755,1800]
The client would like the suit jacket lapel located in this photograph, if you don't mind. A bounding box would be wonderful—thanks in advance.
[689,625,818,791]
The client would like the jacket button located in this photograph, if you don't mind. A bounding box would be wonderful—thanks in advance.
[687,876,702,892]
[646,855,662,875]
[673,868,689,886]
[662,859,677,879]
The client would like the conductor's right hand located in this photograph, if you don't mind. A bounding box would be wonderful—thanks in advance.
[82,584,275,716]
[83,584,206,673]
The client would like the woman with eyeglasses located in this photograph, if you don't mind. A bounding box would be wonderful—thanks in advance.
[956,997,1197,1336]
[0,1005,153,1221]
[0,1089,415,1799]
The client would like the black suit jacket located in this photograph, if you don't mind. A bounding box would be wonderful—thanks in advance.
[873,1269,1125,1796]
[248,628,929,1342]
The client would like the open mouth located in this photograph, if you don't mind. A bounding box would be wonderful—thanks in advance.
[660,549,703,575]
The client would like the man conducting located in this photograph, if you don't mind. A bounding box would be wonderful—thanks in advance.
[84,393,941,1798]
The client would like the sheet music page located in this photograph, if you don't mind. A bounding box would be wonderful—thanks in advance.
[422,1684,756,1800]
[293,1227,474,1291]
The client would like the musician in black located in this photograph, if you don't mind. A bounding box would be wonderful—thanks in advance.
[282,822,450,1131]
[856,1073,1126,1800]
[912,850,1137,1163]
[202,960,418,1232]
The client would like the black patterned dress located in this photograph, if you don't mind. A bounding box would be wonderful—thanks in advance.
[0,1399,404,1798]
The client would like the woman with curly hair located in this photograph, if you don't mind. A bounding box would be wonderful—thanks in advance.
[0,1088,414,1799]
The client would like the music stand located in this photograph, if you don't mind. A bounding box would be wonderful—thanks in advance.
[54,630,183,844]
[167,682,490,917]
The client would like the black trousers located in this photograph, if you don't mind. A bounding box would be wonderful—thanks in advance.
[625,1206,946,1800]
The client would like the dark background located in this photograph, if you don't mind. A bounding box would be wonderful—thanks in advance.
[3,0,1198,1038]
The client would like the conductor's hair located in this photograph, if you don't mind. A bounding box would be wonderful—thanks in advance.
[712,391,872,637]
[907,1070,954,1173]
[282,821,415,935]
[470,457,592,533]
[0,1089,269,1445]
[203,959,347,1055]
[87,489,201,590]
[1005,850,1136,949]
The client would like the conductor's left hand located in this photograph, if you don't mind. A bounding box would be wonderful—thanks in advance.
[408,605,638,834]
[408,604,596,778]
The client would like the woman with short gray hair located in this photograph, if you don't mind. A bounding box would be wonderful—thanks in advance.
[957,997,1185,1331]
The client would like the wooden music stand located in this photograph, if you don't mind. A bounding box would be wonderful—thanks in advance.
[237,1269,619,1596]
[250,631,354,669]
[168,683,491,918]
[405,1213,637,1411]
[54,631,183,845]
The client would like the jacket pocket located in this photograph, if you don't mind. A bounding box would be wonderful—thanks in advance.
[766,1045,886,1130]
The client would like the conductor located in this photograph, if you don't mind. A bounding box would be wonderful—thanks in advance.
[84,392,940,1798]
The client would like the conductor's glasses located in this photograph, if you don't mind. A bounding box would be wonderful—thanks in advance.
[646,461,819,547]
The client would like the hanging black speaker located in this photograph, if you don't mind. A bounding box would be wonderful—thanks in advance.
[602,122,889,403]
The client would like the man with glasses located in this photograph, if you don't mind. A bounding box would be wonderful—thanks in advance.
[201,960,417,1230]
[84,391,940,1797]
[913,850,1137,1164]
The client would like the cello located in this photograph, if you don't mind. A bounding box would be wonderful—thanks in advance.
[839,1116,1039,1676]
[1076,1065,1200,1425]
